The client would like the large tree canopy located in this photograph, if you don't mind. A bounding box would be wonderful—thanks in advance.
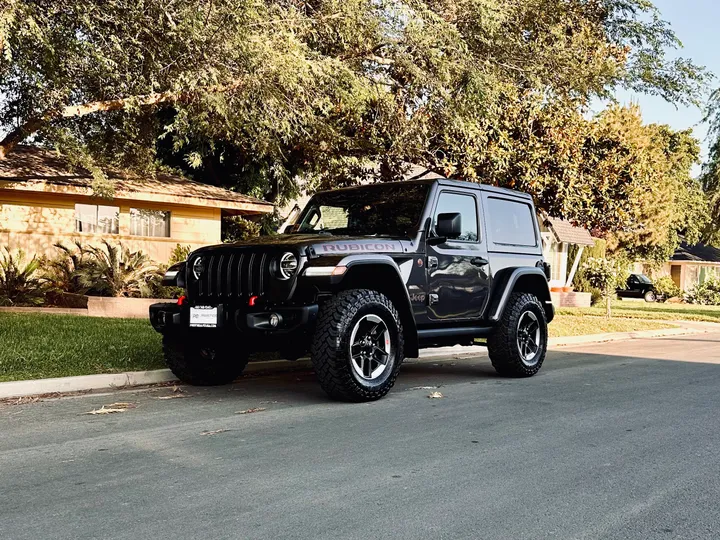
[0,0,710,257]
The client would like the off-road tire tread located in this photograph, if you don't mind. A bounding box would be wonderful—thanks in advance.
[311,289,404,402]
[487,292,547,378]
[163,336,248,386]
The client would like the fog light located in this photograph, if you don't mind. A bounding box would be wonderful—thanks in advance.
[269,313,281,328]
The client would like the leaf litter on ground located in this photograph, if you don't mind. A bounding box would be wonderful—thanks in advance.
[201,429,231,436]
[155,385,189,400]
[85,402,136,415]
[428,391,444,399]
[236,407,266,415]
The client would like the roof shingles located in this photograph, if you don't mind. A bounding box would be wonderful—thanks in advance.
[0,146,273,212]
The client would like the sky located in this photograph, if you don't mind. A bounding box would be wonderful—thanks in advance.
[592,0,720,175]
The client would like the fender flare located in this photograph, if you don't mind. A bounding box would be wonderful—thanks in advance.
[332,255,419,357]
[487,267,554,323]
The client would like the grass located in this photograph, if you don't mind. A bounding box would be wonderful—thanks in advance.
[0,309,684,383]
[558,300,720,323]
[0,313,163,383]
[549,313,673,337]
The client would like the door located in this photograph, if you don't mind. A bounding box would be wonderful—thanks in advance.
[426,191,490,321]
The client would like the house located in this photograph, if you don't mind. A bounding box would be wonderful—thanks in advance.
[0,146,273,263]
[539,215,596,288]
[634,241,720,292]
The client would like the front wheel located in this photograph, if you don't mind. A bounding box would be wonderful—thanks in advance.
[644,290,657,302]
[487,292,548,377]
[311,289,404,402]
[163,335,249,386]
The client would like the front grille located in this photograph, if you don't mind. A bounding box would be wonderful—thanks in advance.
[189,250,273,301]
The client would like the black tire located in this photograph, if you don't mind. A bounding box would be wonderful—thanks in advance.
[311,289,404,402]
[487,292,548,377]
[162,335,249,386]
[644,290,657,303]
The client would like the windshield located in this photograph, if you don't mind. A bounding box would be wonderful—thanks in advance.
[634,274,652,284]
[288,183,430,237]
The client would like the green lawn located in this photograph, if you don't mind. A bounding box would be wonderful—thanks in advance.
[0,313,163,383]
[0,310,681,383]
[549,313,673,337]
[558,300,720,323]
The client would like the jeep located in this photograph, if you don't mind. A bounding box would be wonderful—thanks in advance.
[150,179,555,402]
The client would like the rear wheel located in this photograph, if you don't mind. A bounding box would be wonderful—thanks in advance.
[644,290,657,302]
[311,289,404,402]
[487,292,548,377]
[163,335,249,386]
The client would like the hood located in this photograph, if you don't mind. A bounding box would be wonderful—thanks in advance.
[193,234,412,257]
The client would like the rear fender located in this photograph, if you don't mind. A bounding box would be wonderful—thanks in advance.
[487,267,554,323]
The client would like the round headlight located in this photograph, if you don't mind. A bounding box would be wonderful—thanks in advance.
[192,257,205,280]
[278,252,298,280]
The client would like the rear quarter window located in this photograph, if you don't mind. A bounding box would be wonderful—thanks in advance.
[486,197,537,247]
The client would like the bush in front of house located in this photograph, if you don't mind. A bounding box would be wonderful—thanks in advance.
[222,215,261,243]
[685,278,720,305]
[76,240,158,298]
[0,248,47,306]
[44,241,95,295]
[653,276,682,301]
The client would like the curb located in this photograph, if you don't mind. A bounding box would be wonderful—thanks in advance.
[0,324,711,400]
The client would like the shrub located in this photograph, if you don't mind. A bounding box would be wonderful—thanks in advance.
[169,244,191,265]
[653,276,682,301]
[570,239,607,292]
[43,241,94,295]
[0,248,47,306]
[77,240,158,297]
[222,216,261,243]
[686,278,720,305]
[589,288,604,306]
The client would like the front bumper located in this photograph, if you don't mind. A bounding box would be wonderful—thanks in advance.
[149,302,319,334]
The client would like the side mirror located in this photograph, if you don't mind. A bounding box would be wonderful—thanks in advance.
[436,212,462,240]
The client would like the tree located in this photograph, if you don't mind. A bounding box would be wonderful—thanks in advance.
[0,0,709,219]
[581,256,629,317]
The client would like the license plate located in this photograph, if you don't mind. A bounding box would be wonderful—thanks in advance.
[189,306,218,328]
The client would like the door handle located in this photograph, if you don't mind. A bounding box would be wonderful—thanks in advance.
[428,256,438,269]
[471,257,488,267]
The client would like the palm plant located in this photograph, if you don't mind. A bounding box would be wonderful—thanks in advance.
[0,248,47,306]
[44,241,94,295]
[78,240,158,297]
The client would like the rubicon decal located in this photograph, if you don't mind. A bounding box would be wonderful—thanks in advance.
[315,242,403,253]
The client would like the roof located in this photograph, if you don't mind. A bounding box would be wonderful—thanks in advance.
[317,177,535,201]
[544,216,595,246]
[671,241,720,263]
[0,146,273,214]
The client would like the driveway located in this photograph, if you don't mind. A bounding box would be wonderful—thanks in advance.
[2,333,720,539]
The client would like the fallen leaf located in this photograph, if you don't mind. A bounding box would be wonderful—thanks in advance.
[428,392,444,399]
[156,394,188,400]
[236,407,266,415]
[84,402,136,415]
[201,429,230,436]
[411,386,439,390]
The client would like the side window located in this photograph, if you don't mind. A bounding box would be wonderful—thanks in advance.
[433,192,478,242]
[487,198,537,247]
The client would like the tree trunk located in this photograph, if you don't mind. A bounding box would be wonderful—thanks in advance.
[605,287,612,318]
[0,82,243,159]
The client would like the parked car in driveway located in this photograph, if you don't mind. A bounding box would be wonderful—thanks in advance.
[617,273,658,302]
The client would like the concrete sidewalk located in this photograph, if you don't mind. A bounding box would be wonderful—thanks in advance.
[1,320,715,400]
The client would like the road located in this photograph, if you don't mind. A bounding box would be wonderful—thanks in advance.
[2,333,720,540]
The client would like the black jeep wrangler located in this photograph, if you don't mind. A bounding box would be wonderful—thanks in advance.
[150,179,554,402]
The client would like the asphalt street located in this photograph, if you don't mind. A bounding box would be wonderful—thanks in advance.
[2,333,720,540]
